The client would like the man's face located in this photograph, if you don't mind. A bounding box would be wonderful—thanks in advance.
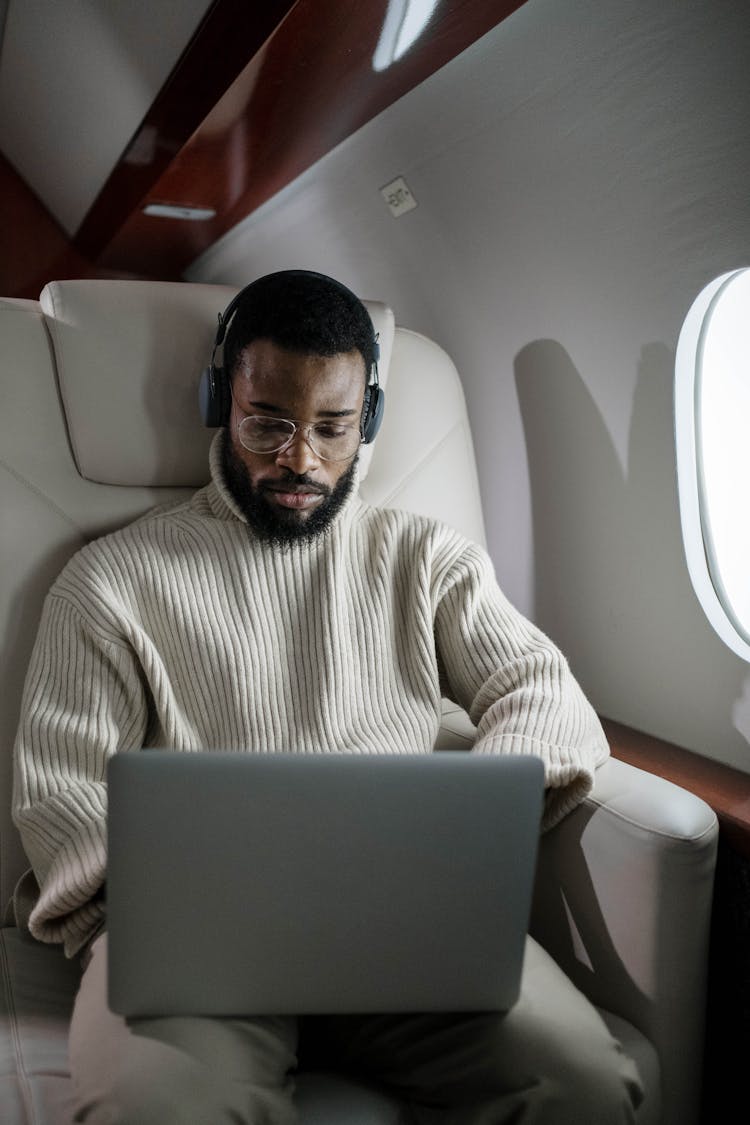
[221,338,366,545]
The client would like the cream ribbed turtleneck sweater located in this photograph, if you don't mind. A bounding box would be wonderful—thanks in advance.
[13,435,608,957]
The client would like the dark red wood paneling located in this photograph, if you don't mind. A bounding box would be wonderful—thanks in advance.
[74,0,298,263]
[80,0,528,277]
[0,154,145,298]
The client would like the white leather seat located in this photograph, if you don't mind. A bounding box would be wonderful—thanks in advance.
[0,282,717,1124]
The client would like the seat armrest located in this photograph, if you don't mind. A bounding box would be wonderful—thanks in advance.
[530,756,717,1125]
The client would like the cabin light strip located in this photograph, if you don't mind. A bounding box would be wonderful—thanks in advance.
[143,203,217,221]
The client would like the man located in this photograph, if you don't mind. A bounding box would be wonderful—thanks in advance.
[13,270,642,1123]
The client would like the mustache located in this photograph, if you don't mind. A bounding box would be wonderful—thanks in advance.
[259,473,330,497]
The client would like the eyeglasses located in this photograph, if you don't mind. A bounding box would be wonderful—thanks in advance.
[235,411,363,462]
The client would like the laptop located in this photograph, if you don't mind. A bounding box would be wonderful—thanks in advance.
[106,750,544,1018]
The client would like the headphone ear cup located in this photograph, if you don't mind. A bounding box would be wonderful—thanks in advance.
[362,384,385,444]
[198,364,230,428]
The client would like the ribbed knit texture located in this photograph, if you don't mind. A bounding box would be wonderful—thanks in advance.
[13,434,608,957]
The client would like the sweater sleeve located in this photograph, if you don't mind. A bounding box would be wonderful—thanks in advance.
[434,541,609,830]
[12,588,149,957]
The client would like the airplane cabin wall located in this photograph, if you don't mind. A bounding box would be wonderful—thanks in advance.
[188,0,750,771]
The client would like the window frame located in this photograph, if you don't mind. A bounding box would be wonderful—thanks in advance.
[674,267,750,662]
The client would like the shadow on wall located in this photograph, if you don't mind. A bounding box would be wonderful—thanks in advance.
[514,339,748,764]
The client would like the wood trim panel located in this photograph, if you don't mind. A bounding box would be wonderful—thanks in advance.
[0,152,158,298]
[0,152,87,297]
[602,716,750,858]
[78,0,528,277]
[74,0,298,263]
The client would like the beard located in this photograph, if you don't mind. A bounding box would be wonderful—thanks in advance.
[221,437,358,547]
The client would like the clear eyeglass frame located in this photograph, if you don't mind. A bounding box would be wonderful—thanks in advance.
[235,411,363,463]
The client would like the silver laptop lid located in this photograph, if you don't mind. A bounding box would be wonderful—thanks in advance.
[107,751,544,1018]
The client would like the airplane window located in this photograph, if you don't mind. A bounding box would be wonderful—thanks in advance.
[675,267,750,661]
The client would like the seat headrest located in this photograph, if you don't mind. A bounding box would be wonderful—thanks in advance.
[40,280,394,488]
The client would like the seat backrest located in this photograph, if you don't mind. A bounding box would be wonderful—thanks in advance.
[0,279,486,911]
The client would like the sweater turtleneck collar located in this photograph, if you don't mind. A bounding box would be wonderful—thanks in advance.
[203,430,363,540]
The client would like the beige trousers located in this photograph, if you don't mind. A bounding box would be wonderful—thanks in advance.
[69,934,643,1125]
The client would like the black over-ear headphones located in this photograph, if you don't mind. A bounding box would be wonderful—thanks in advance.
[198,270,384,444]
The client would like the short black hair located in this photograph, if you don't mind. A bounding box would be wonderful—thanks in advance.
[224,270,376,383]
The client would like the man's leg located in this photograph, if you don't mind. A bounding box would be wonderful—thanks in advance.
[305,937,643,1125]
[69,934,299,1125]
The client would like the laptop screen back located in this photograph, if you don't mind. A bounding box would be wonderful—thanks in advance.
[106,751,544,1018]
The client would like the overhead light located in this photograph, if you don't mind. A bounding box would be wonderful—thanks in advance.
[373,0,439,72]
[142,203,216,221]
